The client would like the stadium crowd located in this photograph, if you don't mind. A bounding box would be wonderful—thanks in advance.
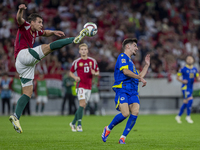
[0,0,200,78]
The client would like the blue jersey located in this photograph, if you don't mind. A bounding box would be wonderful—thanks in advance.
[112,53,139,95]
[177,65,199,91]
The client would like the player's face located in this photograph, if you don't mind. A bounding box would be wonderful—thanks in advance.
[129,42,138,56]
[186,56,194,65]
[79,46,88,56]
[32,17,43,31]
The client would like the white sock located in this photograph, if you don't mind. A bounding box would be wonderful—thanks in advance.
[120,135,126,139]
[107,126,111,131]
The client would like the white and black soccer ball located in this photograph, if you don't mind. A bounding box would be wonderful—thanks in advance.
[83,22,98,37]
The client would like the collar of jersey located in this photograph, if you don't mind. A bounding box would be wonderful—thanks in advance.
[186,64,193,69]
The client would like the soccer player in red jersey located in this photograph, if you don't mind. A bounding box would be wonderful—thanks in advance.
[9,4,89,133]
[69,43,99,132]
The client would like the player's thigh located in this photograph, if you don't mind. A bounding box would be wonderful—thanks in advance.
[77,88,87,107]
[129,103,140,116]
[77,88,86,100]
[182,90,192,103]
[79,99,86,108]
[115,93,129,117]
[16,46,44,80]
[16,46,44,66]
[119,103,129,117]
[22,85,33,98]
[41,44,51,56]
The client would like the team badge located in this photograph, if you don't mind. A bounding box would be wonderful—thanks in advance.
[89,61,92,67]
[121,97,125,100]
[79,62,83,67]
[121,59,126,63]
[80,95,83,98]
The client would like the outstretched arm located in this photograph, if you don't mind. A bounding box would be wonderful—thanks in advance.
[139,54,150,78]
[16,4,26,25]
[43,30,65,37]
[122,69,147,87]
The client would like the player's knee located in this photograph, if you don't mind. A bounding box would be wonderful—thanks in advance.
[122,111,130,118]
[79,101,86,108]
[132,111,139,116]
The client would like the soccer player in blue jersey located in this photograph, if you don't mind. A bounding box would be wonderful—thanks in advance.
[101,38,150,144]
[175,55,200,124]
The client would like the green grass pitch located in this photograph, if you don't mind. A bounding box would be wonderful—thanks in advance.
[0,114,200,150]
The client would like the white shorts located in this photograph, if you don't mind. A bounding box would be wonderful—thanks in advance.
[76,88,91,103]
[15,46,45,87]
[11,92,21,104]
[36,96,48,103]
[90,93,100,103]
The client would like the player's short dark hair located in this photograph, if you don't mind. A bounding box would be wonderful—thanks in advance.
[122,38,138,50]
[27,13,43,23]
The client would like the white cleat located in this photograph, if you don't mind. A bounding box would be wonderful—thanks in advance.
[69,122,76,132]
[175,116,182,124]
[9,115,23,133]
[77,125,83,132]
[185,116,194,124]
[73,28,89,44]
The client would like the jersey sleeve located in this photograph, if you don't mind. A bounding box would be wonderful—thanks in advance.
[18,21,30,28]
[118,54,129,71]
[92,59,99,72]
[177,68,184,76]
[70,60,77,73]
[195,68,199,77]
[36,30,44,37]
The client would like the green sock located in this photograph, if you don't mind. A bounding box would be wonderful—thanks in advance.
[72,110,78,125]
[41,104,45,112]
[14,94,30,119]
[77,106,84,126]
[36,104,39,113]
[50,37,75,50]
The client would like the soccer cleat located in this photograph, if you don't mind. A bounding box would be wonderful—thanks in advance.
[101,126,110,142]
[73,28,89,44]
[175,116,182,124]
[9,115,23,133]
[185,116,194,124]
[69,122,76,132]
[119,137,126,144]
[77,125,83,132]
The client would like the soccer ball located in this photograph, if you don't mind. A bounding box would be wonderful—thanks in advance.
[83,22,98,37]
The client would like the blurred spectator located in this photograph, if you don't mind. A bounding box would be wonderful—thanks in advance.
[1,0,200,79]
[0,72,11,115]
[61,70,77,115]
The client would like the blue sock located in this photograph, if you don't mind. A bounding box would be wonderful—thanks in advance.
[178,103,187,116]
[108,113,126,130]
[122,114,137,137]
[187,99,193,116]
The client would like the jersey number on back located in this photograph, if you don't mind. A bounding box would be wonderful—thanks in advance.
[84,66,90,73]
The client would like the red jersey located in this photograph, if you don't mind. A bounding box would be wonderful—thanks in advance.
[70,57,99,90]
[14,21,44,58]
